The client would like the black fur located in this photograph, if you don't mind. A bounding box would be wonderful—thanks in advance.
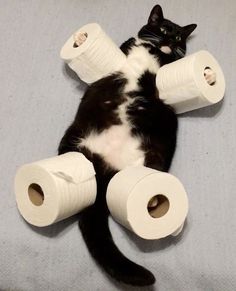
[58,4,196,287]
[120,37,136,55]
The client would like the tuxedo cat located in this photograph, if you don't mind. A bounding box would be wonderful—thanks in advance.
[59,5,197,286]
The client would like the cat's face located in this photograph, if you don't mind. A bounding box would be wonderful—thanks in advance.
[138,5,197,59]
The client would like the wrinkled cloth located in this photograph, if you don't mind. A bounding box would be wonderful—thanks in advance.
[0,1,235,290]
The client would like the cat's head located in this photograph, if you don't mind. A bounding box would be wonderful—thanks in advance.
[138,5,197,60]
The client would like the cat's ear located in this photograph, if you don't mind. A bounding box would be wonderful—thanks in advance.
[182,24,197,38]
[148,5,164,25]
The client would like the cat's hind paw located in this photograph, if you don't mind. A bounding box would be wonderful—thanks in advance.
[204,67,216,85]
[73,32,88,48]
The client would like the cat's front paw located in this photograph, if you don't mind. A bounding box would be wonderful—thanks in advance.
[148,196,159,208]
[73,32,88,48]
[204,67,216,85]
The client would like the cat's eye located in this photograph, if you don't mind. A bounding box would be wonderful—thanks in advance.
[176,36,181,41]
[160,27,167,34]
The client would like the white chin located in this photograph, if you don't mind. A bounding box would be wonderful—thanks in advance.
[160,46,172,54]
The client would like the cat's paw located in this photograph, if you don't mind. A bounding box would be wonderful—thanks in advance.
[148,196,159,208]
[204,67,216,85]
[73,32,88,48]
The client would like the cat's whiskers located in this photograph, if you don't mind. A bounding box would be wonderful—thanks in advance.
[142,31,163,40]
[142,27,162,38]
[141,34,162,44]
[141,27,186,59]
[174,47,185,58]
[141,27,164,43]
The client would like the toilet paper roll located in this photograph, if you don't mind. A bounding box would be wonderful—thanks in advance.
[106,166,188,240]
[156,50,225,114]
[60,23,127,84]
[15,152,97,227]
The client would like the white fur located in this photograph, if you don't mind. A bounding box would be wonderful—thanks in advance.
[160,46,172,54]
[122,40,160,92]
[78,38,159,170]
[79,124,144,170]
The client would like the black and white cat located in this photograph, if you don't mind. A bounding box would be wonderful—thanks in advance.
[59,5,197,287]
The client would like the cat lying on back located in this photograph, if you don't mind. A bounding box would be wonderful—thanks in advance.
[59,4,198,286]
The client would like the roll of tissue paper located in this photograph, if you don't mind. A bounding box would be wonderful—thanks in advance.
[156,50,225,114]
[106,166,188,240]
[15,152,97,227]
[60,23,127,83]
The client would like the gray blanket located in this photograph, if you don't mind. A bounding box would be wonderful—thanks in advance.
[1,0,235,290]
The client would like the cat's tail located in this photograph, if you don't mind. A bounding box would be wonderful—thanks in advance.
[79,203,156,286]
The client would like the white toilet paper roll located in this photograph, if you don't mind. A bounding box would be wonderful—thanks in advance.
[106,166,188,240]
[15,152,97,227]
[156,50,225,114]
[60,23,127,83]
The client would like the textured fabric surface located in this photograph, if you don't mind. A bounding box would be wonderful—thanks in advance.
[0,1,235,290]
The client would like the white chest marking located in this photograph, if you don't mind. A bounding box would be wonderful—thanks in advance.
[122,41,160,92]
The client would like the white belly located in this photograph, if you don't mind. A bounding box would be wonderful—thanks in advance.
[79,124,145,170]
